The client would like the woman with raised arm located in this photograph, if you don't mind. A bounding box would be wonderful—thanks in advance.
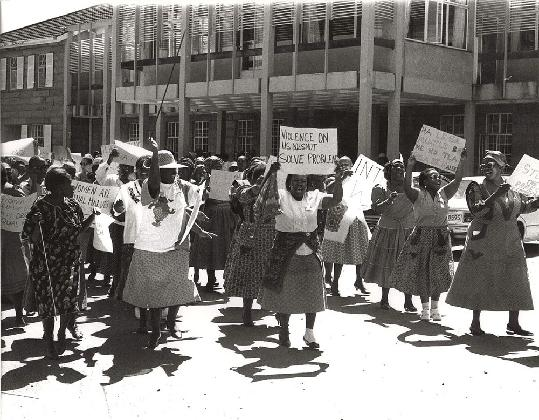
[391,148,467,322]
[361,159,417,311]
[446,151,537,336]
[260,163,345,349]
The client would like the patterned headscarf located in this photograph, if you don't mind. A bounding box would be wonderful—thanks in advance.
[484,150,507,168]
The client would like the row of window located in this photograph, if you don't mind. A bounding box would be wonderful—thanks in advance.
[19,124,52,153]
[0,53,53,91]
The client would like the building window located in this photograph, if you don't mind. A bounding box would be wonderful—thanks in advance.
[37,54,47,88]
[237,120,254,154]
[128,122,139,142]
[29,124,44,147]
[480,113,512,171]
[407,0,468,50]
[193,121,209,153]
[191,5,209,55]
[272,119,284,156]
[9,57,17,90]
[440,114,464,137]
[167,121,179,155]
[301,3,326,44]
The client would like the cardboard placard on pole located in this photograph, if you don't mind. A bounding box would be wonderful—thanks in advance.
[412,125,466,173]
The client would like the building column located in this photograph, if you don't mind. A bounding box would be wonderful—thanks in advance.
[387,0,406,160]
[260,3,274,157]
[216,111,226,155]
[139,104,150,144]
[63,31,73,148]
[102,25,111,145]
[464,102,476,176]
[110,6,122,143]
[155,113,166,149]
[358,1,375,157]
[178,5,192,156]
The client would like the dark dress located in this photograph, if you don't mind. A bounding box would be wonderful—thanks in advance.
[21,196,84,319]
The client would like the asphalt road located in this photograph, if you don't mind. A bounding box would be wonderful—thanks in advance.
[2,245,539,420]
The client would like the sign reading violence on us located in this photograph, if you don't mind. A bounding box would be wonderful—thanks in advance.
[507,154,539,197]
[72,181,120,217]
[1,193,37,232]
[412,125,466,173]
[278,126,338,175]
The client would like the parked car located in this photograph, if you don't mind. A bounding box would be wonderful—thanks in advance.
[447,177,539,243]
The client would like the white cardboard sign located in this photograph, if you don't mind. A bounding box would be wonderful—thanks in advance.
[208,170,242,201]
[179,182,205,244]
[101,140,151,167]
[1,138,35,159]
[72,181,120,217]
[1,193,37,232]
[412,125,465,173]
[507,154,539,197]
[278,126,338,175]
[347,154,386,210]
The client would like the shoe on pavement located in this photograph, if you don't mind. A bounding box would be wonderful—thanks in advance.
[430,309,442,321]
[420,309,430,321]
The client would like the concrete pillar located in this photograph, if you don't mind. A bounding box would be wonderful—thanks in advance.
[110,6,122,143]
[387,0,406,160]
[63,31,73,148]
[216,111,226,155]
[155,113,166,148]
[464,102,476,176]
[139,104,150,144]
[102,25,111,146]
[358,1,375,157]
[178,5,192,155]
[260,3,274,156]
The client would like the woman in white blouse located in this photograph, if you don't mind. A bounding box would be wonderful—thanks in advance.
[260,163,348,349]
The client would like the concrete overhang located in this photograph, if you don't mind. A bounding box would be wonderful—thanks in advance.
[473,82,538,103]
[403,76,472,102]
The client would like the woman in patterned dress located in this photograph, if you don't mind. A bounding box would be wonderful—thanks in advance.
[361,160,417,311]
[391,149,467,322]
[260,165,346,349]
[321,157,370,296]
[21,168,95,359]
[446,151,538,336]
[223,163,275,326]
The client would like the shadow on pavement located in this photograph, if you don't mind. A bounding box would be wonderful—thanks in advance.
[329,294,539,368]
[214,307,329,382]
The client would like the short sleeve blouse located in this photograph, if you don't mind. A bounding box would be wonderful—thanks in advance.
[274,189,327,233]
[413,187,449,227]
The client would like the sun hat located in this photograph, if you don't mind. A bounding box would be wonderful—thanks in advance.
[158,150,186,169]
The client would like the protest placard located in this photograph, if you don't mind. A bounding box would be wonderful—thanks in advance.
[101,140,151,166]
[93,213,114,253]
[411,125,466,173]
[208,170,243,201]
[72,180,120,217]
[1,193,37,232]
[278,126,338,175]
[347,154,386,209]
[1,138,35,159]
[180,182,205,244]
[507,154,539,197]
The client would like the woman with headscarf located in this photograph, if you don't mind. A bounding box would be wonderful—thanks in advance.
[1,163,28,327]
[21,167,95,359]
[391,149,467,322]
[122,141,211,349]
[259,164,345,348]
[446,151,537,336]
[321,156,370,296]
[190,156,239,292]
[223,163,274,326]
[361,159,417,311]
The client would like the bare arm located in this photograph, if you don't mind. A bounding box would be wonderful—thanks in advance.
[443,148,467,200]
[147,138,160,199]
[403,156,419,203]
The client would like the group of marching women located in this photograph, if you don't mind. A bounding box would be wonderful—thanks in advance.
[2,142,538,360]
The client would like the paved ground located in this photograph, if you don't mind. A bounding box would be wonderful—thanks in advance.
[2,245,539,420]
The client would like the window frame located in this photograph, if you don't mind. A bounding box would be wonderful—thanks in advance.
[480,112,513,173]
[193,120,209,153]
[37,53,47,88]
[237,119,254,154]
[29,124,45,147]
[166,121,179,155]
[128,121,140,143]
[9,57,17,90]
[272,118,284,157]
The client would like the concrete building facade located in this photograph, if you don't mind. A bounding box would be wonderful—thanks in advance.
[1,1,538,175]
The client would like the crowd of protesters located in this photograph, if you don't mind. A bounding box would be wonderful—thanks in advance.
[1,139,537,360]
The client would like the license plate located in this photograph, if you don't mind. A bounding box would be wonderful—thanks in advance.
[447,212,464,224]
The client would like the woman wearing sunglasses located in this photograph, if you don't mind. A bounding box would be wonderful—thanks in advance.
[446,151,538,336]
[391,148,467,322]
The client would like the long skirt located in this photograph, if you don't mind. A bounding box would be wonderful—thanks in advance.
[123,246,200,309]
[223,222,275,299]
[259,254,326,314]
[1,230,27,295]
[446,219,533,311]
[190,200,238,270]
[321,219,370,265]
[391,226,454,297]
[361,225,413,288]
[113,243,135,301]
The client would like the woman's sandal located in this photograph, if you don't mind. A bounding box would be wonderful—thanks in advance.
[303,336,320,350]
[506,324,533,337]
[469,326,486,336]
[404,304,418,313]
[147,332,162,349]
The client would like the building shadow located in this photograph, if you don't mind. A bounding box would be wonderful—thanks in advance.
[214,307,329,382]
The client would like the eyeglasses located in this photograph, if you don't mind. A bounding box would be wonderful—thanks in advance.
[480,161,495,169]
[427,174,440,180]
